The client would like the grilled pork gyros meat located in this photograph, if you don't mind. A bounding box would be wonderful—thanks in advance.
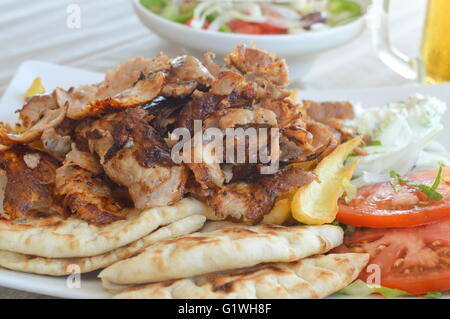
[0,46,360,278]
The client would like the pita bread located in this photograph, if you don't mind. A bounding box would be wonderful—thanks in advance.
[112,253,369,299]
[0,215,206,276]
[199,221,242,232]
[0,198,213,258]
[99,223,343,285]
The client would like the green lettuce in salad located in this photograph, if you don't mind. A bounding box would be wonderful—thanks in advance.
[337,280,444,299]
[140,0,364,34]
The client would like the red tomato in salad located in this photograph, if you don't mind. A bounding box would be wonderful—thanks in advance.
[333,219,450,294]
[227,19,288,35]
[258,23,288,34]
[227,19,263,34]
[337,168,450,228]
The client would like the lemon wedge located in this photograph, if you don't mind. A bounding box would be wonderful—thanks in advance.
[23,77,45,99]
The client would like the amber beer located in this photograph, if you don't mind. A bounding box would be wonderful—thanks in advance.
[421,0,450,83]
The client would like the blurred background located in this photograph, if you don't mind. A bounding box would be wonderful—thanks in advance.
[0,0,427,95]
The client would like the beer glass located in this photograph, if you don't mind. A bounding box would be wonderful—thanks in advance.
[369,0,450,83]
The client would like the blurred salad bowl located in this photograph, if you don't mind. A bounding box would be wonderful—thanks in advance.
[132,0,369,79]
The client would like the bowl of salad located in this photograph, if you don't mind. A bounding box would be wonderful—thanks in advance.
[133,0,369,60]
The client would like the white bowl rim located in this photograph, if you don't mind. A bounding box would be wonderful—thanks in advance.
[133,0,367,41]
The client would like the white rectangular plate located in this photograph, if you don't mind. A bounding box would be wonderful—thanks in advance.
[0,61,449,299]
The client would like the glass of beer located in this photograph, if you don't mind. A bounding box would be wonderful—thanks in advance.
[368,0,450,83]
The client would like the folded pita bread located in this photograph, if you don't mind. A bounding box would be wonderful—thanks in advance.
[112,253,369,299]
[199,221,243,233]
[0,215,206,276]
[99,223,343,285]
[0,198,213,258]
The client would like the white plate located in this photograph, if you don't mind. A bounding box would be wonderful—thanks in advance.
[0,61,449,299]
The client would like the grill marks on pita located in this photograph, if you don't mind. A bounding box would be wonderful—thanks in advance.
[99,223,344,285]
[112,253,369,299]
[0,45,357,225]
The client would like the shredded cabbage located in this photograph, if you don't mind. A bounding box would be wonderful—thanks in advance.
[350,95,450,187]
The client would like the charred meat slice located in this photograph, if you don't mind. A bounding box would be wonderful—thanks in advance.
[226,45,289,87]
[228,163,260,183]
[160,55,215,98]
[70,72,165,120]
[55,164,125,225]
[185,140,225,190]
[64,144,103,175]
[303,100,356,142]
[227,82,257,109]
[86,108,188,209]
[207,166,316,224]
[66,55,171,120]
[303,100,355,122]
[305,120,339,160]
[0,146,64,220]
[104,147,188,209]
[19,94,58,129]
[0,89,68,145]
[202,52,229,78]
[218,108,278,130]
[103,55,171,93]
[176,90,226,134]
[280,120,339,163]
[166,55,214,86]
[161,81,198,98]
[210,71,244,96]
[258,97,300,128]
[145,97,189,136]
[41,127,72,159]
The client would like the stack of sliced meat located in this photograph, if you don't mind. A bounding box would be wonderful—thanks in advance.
[0,45,370,299]
[0,45,356,226]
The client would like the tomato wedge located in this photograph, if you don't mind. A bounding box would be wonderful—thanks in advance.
[333,219,450,294]
[226,19,288,35]
[337,168,450,228]
[257,23,288,34]
[227,19,263,34]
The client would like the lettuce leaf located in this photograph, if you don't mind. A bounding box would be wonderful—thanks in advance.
[337,280,445,298]
[337,280,411,298]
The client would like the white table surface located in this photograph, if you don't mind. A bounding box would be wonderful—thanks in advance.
[0,0,428,298]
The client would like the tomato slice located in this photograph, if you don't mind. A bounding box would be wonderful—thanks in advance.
[227,19,287,34]
[333,219,450,294]
[227,19,263,34]
[337,168,450,228]
[258,23,288,34]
